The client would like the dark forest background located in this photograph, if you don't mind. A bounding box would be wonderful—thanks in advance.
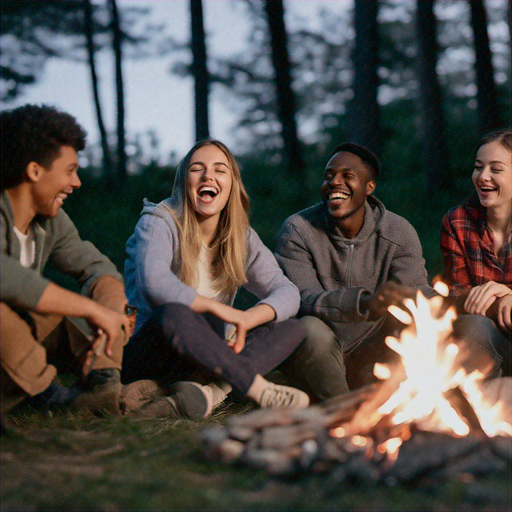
[1,0,511,287]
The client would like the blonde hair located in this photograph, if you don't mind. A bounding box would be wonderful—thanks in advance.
[167,139,250,297]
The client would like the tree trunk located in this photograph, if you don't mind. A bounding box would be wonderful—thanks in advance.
[509,0,512,48]
[190,0,210,141]
[415,0,450,192]
[109,0,126,180]
[468,0,501,133]
[83,0,112,175]
[264,0,306,203]
[348,0,380,154]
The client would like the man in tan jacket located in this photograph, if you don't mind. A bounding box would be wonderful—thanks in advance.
[1,104,131,425]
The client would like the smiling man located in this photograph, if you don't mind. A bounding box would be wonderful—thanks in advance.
[275,142,434,400]
[0,104,131,424]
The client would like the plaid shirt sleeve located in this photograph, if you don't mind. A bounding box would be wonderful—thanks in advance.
[441,201,512,299]
[441,210,472,296]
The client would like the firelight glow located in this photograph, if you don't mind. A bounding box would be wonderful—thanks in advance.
[374,363,392,380]
[379,290,511,437]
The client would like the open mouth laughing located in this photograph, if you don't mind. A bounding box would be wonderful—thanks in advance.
[478,184,498,195]
[328,189,351,203]
[55,192,69,206]
[197,184,220,204]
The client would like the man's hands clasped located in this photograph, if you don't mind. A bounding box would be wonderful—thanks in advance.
[360,282,416,321]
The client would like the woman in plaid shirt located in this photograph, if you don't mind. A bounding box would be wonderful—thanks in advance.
[441,129,511,376]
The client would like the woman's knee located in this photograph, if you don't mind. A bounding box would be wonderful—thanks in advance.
[158,303,196,333]
[280,318,307,342]
[452,314,504,353]
[452,314,506,375]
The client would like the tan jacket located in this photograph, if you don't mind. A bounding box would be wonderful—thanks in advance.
[0,191,123,310]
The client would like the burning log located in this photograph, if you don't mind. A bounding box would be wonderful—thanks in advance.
[202,378,511,482]
[443,386,487,439]
[320,383,380,427]
[382,431,482,483]
[489,436,512,462]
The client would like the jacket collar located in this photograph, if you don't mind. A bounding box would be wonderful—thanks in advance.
[1,190,48,230]
[1,190,47,269]
[324,195,386,244]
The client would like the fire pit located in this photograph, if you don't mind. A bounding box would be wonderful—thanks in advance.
[202,284,511,483]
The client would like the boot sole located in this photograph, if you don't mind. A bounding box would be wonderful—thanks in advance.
[168,381,210,419]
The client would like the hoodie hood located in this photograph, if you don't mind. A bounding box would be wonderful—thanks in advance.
[140,198,176,220]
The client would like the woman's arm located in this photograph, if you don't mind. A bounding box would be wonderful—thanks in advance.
[245,228,300,322]
[486,292,512,332]
[464,281,512,316]
[441,214,511,316]
[129,213,197,308]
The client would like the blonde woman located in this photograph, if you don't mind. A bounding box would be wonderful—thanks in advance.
[441,129,511,376]
[121,140,309,418]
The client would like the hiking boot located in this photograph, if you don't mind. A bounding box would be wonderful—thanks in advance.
[119,380,168,415]
[72,369,122,416]
[258,383,310,409]
[24,381,81,412]
[133,396,182,419]
[168,381,212,419]
[134,381,211,420]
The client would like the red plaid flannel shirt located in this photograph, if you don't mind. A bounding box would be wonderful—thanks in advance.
[441,196,512,297]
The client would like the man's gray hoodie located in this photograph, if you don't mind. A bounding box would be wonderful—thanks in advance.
[275,196,433,352]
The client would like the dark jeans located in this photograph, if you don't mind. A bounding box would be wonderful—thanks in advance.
[280,315,400,400]
[121,303,306,396]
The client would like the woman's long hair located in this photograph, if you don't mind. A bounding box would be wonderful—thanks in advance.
[167,139,250,297]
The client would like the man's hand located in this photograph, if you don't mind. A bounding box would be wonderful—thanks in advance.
[360,282,416,321]
[85,302,131,357]
[36,282,131,359]
[464,281,512,316]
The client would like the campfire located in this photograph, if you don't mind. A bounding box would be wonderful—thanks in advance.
[202,283,511,483]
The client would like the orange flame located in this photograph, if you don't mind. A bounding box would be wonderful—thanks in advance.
[381,289,511,438]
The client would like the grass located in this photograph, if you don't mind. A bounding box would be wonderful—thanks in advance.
[2,404,510,512]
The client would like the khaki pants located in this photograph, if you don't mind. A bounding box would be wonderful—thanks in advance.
[0,302,123,414]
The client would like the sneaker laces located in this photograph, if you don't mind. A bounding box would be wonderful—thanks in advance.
[259,384,302,408]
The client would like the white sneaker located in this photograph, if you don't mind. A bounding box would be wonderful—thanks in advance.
[258,383,310,409]
[203,380,232,414]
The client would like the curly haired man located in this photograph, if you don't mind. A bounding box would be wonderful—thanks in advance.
[1,104,130,426]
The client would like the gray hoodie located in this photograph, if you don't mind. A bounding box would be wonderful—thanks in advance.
[275,196,433,351]
[124,199,301,335]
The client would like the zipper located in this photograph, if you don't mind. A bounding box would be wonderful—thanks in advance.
[347,243,354,287]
